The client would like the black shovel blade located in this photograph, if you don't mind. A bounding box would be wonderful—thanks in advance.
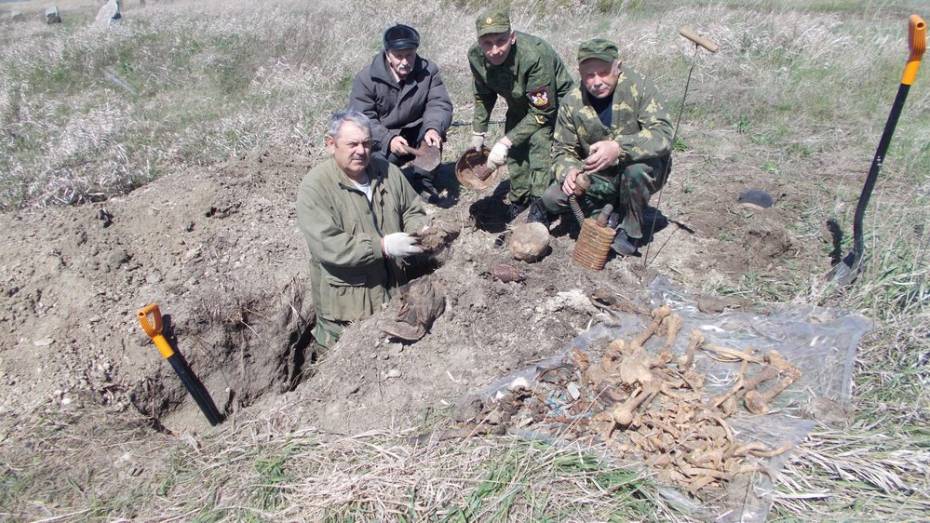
[827,251,862,286]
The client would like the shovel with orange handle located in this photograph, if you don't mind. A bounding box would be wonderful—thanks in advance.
[829,15,926,285]
[137,303,223,426]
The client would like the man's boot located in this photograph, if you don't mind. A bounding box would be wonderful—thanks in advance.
[506,200,528,221]
[611,228,639,256]
[526,198,550,226]
[414,169,441,204]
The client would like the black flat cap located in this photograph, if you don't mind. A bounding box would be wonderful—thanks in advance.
[384,24,420,50]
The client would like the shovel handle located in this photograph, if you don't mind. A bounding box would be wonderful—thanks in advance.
[137,303,175,359]
[679,26,719,53]
[903,15,926,86]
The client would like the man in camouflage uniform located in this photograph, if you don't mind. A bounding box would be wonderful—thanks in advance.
[532,38,673,255]
[467,8,573,218]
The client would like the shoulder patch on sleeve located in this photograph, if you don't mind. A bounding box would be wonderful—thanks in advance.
[527,85,551,109]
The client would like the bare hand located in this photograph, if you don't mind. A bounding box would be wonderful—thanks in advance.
[584,140,622,173]
[423,129,442,148]
[561,168,580,196]
[390,135,410,156]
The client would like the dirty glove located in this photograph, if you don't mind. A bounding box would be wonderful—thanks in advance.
[382,232,423,258]
[485,140,510,170]
[469,132,486,151]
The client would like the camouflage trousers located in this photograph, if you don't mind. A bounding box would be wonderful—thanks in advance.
[505,120,555,205]
[540,155,670,238]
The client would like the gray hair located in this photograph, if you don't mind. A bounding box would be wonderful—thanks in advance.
[326,110,372,139]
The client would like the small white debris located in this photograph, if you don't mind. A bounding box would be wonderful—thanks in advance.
[567,382,581,400]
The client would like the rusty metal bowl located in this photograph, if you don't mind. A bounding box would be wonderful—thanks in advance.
[455,147,503,191]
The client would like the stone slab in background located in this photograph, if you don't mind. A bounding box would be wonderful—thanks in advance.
[95,0,122,27]
[45,6,61,24]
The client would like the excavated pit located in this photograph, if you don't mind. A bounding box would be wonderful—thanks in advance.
[129,278,316,431]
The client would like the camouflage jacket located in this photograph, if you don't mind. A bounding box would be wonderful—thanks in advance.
[551,65,672,182]
[468,32,573,146]
[296,157,427,323]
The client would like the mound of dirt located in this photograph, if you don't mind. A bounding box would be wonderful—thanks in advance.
[0,149,315,430]
[0,144,808,436]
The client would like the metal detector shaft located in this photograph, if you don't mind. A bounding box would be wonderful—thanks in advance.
[831,15,925,283]
[642,26,719,266]
[137,303,222,426]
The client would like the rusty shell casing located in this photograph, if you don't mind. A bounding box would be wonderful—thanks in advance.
[573,218,616,271]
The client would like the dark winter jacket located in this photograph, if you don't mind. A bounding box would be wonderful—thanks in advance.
[348,53,453,155]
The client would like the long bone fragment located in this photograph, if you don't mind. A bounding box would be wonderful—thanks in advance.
[611,384,659,428]
[660,313,683,352]
[730,441,793,458]
[701,343,764,363]
[711,357,779,411]
[677,329,704,371]
[632,305,672,347]
[744,350,802,414]
[709,353,751,408]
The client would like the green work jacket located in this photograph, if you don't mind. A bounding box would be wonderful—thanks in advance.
[468,32,573,147]
[552,65,673,182]
[296,157,427,322]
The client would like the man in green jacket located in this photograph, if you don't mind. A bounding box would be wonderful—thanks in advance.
[296,110,428,350]
[467,8,573,219]
[531,38,673,256]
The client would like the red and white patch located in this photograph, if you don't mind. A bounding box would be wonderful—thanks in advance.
[527,86,551,109]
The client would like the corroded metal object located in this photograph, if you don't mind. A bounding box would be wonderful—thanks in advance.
[404,143,441,172]
[455,147,501,190]
[568,172,592,225]
[573,204,616,271]
[489,263,526,283]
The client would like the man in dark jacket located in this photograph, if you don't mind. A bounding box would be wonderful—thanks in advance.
[349,24,453,203]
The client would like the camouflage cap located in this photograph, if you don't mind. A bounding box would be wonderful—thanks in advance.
[475,8,511,38]
[577,38,619,64]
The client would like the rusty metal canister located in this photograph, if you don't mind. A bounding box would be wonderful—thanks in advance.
[573,220,615,270]
[572,203,616,271]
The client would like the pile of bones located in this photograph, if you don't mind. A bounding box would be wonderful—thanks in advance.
[468,304,802,497]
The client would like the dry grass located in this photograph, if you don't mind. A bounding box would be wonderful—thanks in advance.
[2,0,929,520]
[1,404,670,521]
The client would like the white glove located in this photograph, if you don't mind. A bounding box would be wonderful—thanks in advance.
[382,232,423,258]
[485,140,509,169]
[469,132,486,151]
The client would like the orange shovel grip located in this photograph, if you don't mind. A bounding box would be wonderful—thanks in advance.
[137,303,163,338]
[903,15,926,85]
[137,303,175,359]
